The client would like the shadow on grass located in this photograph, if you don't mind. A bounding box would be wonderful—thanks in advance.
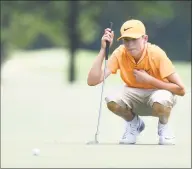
[44,140,174,146]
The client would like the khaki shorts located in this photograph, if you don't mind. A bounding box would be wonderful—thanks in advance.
[105,86,177,116]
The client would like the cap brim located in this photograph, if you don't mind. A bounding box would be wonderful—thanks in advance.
[117,33,143,41]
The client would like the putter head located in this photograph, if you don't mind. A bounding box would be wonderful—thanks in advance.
[86,140,99,145]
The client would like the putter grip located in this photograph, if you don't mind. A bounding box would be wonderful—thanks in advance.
[105,22,113,60]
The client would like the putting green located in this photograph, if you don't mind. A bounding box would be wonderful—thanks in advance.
[1,49,191,168]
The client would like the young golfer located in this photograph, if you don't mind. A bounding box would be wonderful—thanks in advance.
[87,19,185,145]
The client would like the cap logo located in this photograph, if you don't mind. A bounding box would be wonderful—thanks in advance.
[124,27,133,31]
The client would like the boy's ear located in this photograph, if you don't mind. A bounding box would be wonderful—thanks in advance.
[144,35,148,42]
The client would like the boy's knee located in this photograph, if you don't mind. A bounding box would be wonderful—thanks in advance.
[152,102,171,116]
[106,101,134,121]
[107,101,121,113]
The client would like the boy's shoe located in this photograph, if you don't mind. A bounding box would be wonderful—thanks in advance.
[119,115,145,144]
[158,121,175,145]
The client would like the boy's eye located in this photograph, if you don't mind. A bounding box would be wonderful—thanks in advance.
[123,38,136,42]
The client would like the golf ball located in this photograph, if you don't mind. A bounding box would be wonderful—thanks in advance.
[32,148,40,156]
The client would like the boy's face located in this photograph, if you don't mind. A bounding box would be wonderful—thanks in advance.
[123,35,148,58]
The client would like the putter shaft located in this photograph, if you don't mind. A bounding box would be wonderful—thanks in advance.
[94,58,107,141]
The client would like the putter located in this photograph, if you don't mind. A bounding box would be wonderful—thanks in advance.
[87,22,113,145]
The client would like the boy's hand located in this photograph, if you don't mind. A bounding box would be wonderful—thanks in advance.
[133,69,153,84]
[101,28,114,49]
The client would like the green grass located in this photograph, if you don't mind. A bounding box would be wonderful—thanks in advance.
[1,48,191,168]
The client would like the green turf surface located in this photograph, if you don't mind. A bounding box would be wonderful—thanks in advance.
[1,49,191,168]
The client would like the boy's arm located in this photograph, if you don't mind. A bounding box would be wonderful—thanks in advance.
[148,72,185,96]
[150,48,186,96]
[166,72,186,95]
[87,48,111,86]
[134,48,186,96]
[87,28,114,86]
[134,69,186,96]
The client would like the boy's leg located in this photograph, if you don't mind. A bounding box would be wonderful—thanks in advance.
[105,100,134,121]
[147,90,177,145]
[147,89,177,124]
[105,86,147,144]
[105,86,153,118]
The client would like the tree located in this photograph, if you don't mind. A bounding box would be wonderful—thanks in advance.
[68,1,79,82]
[0,1,106,82]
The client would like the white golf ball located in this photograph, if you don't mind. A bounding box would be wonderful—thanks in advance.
[32,148,40,156]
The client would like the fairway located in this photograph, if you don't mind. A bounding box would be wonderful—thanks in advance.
[1,49,191,168]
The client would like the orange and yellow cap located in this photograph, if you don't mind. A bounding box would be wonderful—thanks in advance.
[117,19,146,41]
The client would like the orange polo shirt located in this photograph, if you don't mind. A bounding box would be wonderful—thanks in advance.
[107,42,175,89]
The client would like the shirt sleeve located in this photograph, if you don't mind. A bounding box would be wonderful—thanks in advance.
[107,47,121,74]
[158,50,175,79]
